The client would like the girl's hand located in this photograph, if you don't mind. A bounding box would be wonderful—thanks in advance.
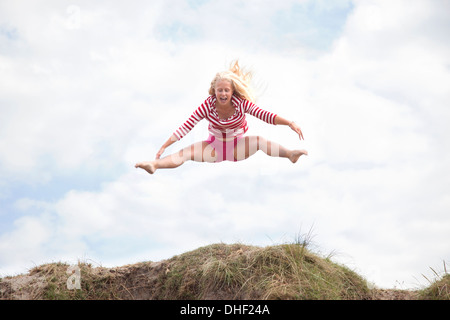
[155,135,177,159]
[289,121,304,140]
[156,146,166,159]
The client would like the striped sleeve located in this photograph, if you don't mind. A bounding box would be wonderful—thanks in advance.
[243,100,277,125]
[173,99,210,140]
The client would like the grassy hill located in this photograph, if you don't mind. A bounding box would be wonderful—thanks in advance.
[1,242,448,300]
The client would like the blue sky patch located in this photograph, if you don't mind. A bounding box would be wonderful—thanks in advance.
[272,0,354,51]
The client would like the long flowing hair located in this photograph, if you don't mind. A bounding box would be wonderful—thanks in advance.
[208,60,256,103]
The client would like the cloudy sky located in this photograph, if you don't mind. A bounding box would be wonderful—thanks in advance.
[1,0,449,289]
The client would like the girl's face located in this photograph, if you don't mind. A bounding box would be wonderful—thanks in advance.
[215,80,233,106]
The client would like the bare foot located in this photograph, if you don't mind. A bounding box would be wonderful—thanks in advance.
[135,161,156,174]
[289,150,308,163]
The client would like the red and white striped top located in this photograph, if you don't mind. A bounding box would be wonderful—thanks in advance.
[173,95,277,140]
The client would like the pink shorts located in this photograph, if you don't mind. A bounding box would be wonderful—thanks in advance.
[205,134,244,163]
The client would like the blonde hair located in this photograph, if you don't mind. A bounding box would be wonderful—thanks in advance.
[209,60,256,103]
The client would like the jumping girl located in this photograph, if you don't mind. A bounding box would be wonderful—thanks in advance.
[135,61,308,174]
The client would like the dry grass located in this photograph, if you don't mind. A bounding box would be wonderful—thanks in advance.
[418,262,450,300]
[1,242,371,300]
[419,274,450,300]
[26,262,122,300]
[0,242,448,300]
[180,243,371,300]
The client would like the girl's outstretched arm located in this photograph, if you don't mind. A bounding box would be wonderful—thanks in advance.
[275,116,304,140]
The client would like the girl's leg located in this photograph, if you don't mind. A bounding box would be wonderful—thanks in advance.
[234,136,307,163]
[135,141,216,174]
